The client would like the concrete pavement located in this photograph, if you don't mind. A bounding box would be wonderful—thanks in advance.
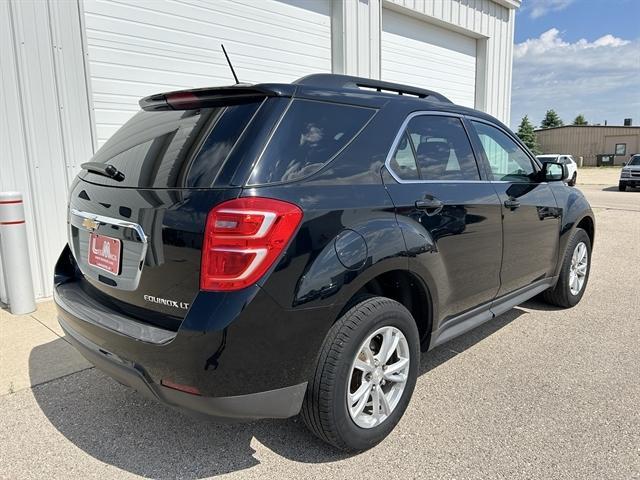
[0,302,90,397]
[1,177,638,479]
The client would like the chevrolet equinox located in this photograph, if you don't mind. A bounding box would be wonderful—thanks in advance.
[54,74,595,451]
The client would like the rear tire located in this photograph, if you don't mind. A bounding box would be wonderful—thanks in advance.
[569,172,577,186]
[542,228,591,308]
[301,296,420,452]
[618,182,627,191]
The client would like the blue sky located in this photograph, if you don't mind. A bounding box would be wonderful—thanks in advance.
[510,0,640,129]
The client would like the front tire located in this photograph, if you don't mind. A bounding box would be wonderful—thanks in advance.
[301,297,420,451]
[619,182,627,191]
[569,172,577,186]
[542,228,591,308]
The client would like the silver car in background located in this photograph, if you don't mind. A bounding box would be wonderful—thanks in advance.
[619,154,640,191]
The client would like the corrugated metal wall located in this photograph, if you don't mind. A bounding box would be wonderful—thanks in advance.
[536,126,640,166]
[381,8,478,107]
[1,0,94,298]
[82,0,332,148]
[385,0,515,124]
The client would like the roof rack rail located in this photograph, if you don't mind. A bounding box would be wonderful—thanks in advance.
[294,74,452,103]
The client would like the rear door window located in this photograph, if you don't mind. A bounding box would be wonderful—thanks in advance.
[387,115,480,181]
[248,99,376,185]
[81,101,262,188]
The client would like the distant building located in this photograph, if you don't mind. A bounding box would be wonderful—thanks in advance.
[535,125,640,166]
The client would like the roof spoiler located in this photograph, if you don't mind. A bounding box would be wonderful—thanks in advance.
[295,74,452,103]
[139,85,286,111]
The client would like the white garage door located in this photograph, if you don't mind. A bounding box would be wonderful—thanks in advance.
[82,0,332,146]
[381,9,476,108]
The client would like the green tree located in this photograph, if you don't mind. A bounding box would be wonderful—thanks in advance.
[572,114,588,125]
[540,109,564,129]
[516,115,540,154]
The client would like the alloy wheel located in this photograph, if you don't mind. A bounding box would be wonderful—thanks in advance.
[347,326,410,429]
[569,241,588,295]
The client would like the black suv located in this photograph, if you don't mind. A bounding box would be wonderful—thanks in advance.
[54,74,595,451]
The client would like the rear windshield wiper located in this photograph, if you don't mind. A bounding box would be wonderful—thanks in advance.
[81,162,125,182]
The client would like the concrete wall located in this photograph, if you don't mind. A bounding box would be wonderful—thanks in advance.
[535,126,640,166]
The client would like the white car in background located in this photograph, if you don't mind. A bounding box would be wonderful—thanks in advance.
[537,154,578,186]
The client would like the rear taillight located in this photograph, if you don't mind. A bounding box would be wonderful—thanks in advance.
[200,197,303,291]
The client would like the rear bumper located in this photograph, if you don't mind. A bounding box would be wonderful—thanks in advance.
[58,314,306,420]
[52,268,338,420]
[53,241,335,419]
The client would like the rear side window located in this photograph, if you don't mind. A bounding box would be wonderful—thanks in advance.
[389,133,420,180]
[248,99,375,185]
[388,115,480,181]
[82,101,261,188]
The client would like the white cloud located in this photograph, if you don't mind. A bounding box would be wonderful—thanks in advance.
[523,0,575,19]
[588,34,630,48]
[514,28,630,59]
[510,29,640,128]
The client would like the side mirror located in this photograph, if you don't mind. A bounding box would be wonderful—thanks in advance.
[622,162,627,167]
[543,161,566,182]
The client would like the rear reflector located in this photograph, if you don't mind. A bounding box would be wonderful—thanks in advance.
[200,197,302,291]
[160,379,202,396]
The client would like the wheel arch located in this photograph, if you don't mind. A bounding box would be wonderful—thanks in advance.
[337,269,434,350]
[576,214,595,248]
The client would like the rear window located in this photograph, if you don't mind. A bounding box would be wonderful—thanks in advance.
[81,101,262,188]
[247,99,375,185]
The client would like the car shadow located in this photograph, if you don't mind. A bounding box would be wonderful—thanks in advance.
[520,297,567,312]
[602,185,639,192]
[30,307,526,478]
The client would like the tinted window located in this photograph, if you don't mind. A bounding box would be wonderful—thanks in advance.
[389,133,420,180]
[248,99,375,185]
[82,102,261,188]
[628,155,640,166]
[186,102,261,187]
[473,121,536,182]
[401,116,479,180]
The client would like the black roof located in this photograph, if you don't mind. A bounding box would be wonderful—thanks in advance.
[294,74,453,103]
[139,73,501,128]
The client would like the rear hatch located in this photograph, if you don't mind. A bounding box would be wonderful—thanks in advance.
[67,88,286,329]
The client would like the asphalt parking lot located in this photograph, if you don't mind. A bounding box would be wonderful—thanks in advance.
[1,172,638,479]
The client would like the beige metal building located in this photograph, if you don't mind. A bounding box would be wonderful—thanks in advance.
[535,125,640,166]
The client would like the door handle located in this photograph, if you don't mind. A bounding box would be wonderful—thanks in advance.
[504,198,521,209]
[415,197,443,215]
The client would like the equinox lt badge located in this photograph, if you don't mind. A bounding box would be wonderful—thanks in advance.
[143,295,189,310]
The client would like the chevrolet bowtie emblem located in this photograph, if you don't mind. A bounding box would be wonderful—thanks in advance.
[82,217,99,231]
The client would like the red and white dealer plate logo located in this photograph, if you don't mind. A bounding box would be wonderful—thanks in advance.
[88,233,121,275]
